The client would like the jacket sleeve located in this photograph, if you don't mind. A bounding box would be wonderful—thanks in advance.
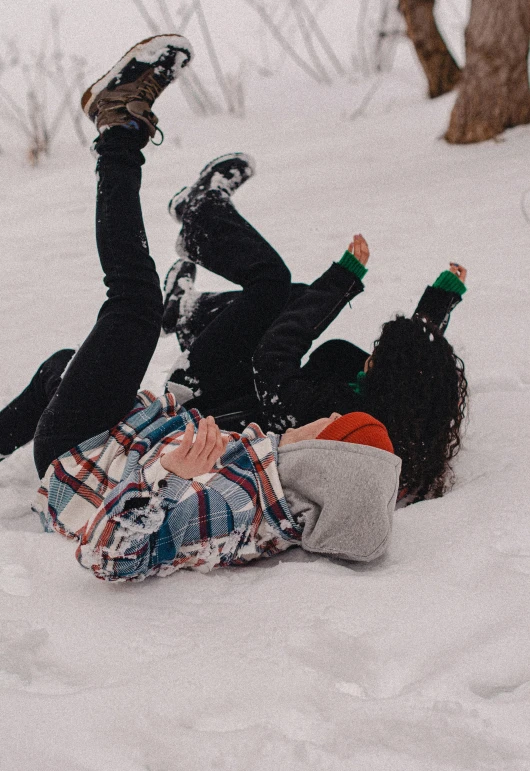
[76,460,194,581]
[253,263,365,430]
[413,286,462,334]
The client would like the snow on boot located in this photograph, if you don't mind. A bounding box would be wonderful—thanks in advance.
[168,152,255,223]
[81,35,193,139]
[171,289,239,352]
[161,258,198,336]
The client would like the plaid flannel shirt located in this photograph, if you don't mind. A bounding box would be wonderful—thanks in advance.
[33,390,302,581]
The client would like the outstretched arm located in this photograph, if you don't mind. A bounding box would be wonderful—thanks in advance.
[414,262,468,334]
[253,235,370,430]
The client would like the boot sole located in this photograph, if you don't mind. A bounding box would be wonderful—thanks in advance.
[81,34,194,116]
[163,258,196,293]
[168,152,256,221]
[198,151,256,180]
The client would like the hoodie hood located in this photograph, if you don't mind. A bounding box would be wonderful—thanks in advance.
[277,440,401,563]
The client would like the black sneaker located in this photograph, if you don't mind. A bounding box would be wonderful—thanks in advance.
[81,35,193,139]
[161,258,197,335]
[168,152,255,222]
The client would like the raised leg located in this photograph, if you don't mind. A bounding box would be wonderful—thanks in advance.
[28,34,192,477]
[174,191,291,410]
[33,127,163,477]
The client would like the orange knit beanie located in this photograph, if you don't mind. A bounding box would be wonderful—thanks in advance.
[316,412,394,454]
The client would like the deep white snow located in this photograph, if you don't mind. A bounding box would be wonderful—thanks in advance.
[1,26,530,771]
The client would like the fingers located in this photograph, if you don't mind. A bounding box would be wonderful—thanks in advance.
[189,416,214,459]
[205,422,227,466]
[165,421,194,465]
[191,416,227,467]
[449,262,467,284]
[162,416,230,480]
[178,421,195,454]
[348,233,370,266]
[192,415,211,457]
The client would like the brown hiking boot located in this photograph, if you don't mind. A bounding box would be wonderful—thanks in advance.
[81,34,193,139]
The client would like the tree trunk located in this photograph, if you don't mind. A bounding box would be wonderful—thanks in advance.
[399,0,461,98]
[446,0,530,144]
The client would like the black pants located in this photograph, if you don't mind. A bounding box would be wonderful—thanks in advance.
[168,191,367,427]
[0,150,365,466]
[0,348,76,460]
[0,126,163,478]
[172,190,292,413]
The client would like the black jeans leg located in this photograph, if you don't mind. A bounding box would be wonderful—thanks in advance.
[171,290,240,354]
[0,349,75,457]
[176,191,291,411]
[33,127,163,478]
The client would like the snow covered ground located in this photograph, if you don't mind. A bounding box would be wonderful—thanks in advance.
[1,55,530,770]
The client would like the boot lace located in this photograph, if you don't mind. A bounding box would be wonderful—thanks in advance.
[136,74,164,106]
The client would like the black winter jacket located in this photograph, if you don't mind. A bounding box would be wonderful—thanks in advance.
[210,265,462,432]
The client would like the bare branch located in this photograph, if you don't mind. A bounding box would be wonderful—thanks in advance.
[49,7,88,146]
[520,188,530,225]
[348,78,382,120]
[243,0,324,83]
[297,0,346,76]
[47,89,71,138]
[373,0,404,74]
[225,62,246,118]
[186,67,219,112]
[0,86,32,136]
[178,72,210,115]
[130,0,161,34]
[357,0,372,77]
[156,0,176,29]
[0,82,29,125]
[175,1,197,34]
[194,0,235,112]
[290,0,331,83]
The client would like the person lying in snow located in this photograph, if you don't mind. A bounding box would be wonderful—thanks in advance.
[0,36,402,581]
[157,156,469,503]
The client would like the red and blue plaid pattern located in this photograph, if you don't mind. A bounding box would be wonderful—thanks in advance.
[33,390,302,581]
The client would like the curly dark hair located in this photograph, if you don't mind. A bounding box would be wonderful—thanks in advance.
[364,315,468,500]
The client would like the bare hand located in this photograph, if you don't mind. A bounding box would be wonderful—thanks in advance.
[160,416,230,479]
[449,262,467,284]
[348,233,370,266]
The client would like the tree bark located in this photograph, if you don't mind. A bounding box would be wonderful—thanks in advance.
[446,0,530,144]
[399,0,461,98]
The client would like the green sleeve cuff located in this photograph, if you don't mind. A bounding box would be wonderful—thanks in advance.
[338,250,368,280]
[432,270,467,296]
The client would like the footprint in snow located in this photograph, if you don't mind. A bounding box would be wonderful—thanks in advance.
[0,563,32,597]
[469,678,530,701]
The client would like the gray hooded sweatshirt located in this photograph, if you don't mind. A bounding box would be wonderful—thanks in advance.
[277,440,401,563]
